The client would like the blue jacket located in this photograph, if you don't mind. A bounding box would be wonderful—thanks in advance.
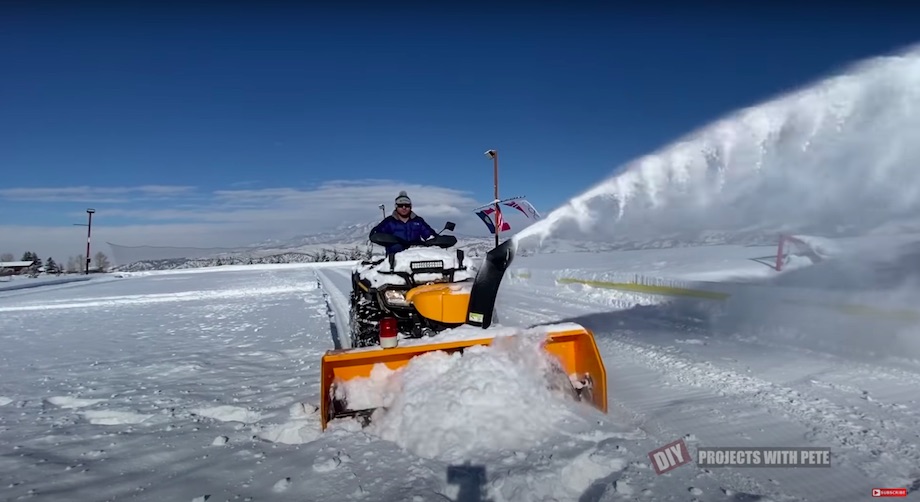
[370,212,436,254]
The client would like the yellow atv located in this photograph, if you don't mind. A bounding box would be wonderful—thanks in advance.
[321,237,609,429]
[348,222,476,348]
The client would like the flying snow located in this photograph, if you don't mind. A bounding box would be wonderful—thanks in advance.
[516,44,920,251]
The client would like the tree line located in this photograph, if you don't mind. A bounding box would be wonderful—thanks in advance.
[114,246,371,272]
[0,251,112,274]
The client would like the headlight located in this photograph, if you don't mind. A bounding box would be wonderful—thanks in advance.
[383,289,409,306]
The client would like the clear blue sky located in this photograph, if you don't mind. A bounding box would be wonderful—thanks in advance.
[1,2,918,256]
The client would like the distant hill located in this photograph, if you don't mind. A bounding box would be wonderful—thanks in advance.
[111,219,827,272]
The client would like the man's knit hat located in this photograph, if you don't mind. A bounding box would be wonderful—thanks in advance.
[395,190,412,205]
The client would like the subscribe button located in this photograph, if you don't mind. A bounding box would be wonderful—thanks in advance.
[872,488,907,497]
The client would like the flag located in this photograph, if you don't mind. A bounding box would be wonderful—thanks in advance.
[474,206,511,234]
[501,197,541,220]
[494,206,508,232]
[475,209,496,234]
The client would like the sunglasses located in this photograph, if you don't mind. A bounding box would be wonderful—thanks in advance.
[396,204,411,208]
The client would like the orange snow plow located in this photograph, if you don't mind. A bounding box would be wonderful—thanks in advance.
[320,326,607,429]
[319,238,609,430]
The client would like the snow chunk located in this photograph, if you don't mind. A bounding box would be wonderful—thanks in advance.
[255,403,322,445]
[272,477,292,492]
[561,448,629,495]
[613,479,634,495]
[0,397,13,406]
[45,396,107,408]
[80,410,153,425]
[345,334,582,462]
[194,405,264,424]
[312,456,341,472]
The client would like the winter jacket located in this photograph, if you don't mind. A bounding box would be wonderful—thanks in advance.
[369,212,436,254]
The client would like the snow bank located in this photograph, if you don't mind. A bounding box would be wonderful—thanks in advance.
[0,275,93,292]
[0,284,316,313]
[115,261,350,277]
[339,334,584,463]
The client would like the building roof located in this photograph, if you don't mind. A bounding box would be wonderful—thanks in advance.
[0,261,34,268]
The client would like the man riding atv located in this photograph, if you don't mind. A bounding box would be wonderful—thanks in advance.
[350,191,467,347]
[369,191,438,254]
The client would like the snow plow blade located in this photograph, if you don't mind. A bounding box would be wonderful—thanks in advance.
[320,325,607,430]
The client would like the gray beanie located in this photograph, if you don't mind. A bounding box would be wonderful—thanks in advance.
[395,190,412,205]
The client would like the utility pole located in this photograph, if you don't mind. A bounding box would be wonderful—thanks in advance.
[485,149,500,247]
[73,208,95,274]
[85,208,94,274]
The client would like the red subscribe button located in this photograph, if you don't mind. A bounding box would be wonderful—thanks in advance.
[872,488,908,497]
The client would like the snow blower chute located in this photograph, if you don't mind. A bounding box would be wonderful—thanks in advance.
[319,238,608,430]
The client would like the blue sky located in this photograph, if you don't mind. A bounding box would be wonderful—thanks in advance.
[1,2,918,259]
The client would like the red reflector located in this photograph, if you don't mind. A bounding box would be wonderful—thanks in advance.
[379,317,398,348]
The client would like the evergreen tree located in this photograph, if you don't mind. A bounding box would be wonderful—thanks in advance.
[46,257,58,274]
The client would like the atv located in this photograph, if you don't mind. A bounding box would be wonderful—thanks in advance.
[322,237,610,431]
[348,222,475,348]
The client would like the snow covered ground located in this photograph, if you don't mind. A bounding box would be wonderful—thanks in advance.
[0,274,105,294]
[2,239,919,502]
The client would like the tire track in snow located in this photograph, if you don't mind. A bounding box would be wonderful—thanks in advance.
[500,285,920,491]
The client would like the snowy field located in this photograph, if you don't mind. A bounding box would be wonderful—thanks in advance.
[2,239,919,502]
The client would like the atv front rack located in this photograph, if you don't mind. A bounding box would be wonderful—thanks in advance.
[370,248,468,285]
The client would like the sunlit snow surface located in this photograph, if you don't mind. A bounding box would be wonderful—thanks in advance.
[2,239,920,502]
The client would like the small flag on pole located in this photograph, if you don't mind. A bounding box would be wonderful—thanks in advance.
[472,196,540,233]
[494,206,506,231]
[474,206,511,234]
[501,197,541,220]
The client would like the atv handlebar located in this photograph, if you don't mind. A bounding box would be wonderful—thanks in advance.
[369,232,458,249]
